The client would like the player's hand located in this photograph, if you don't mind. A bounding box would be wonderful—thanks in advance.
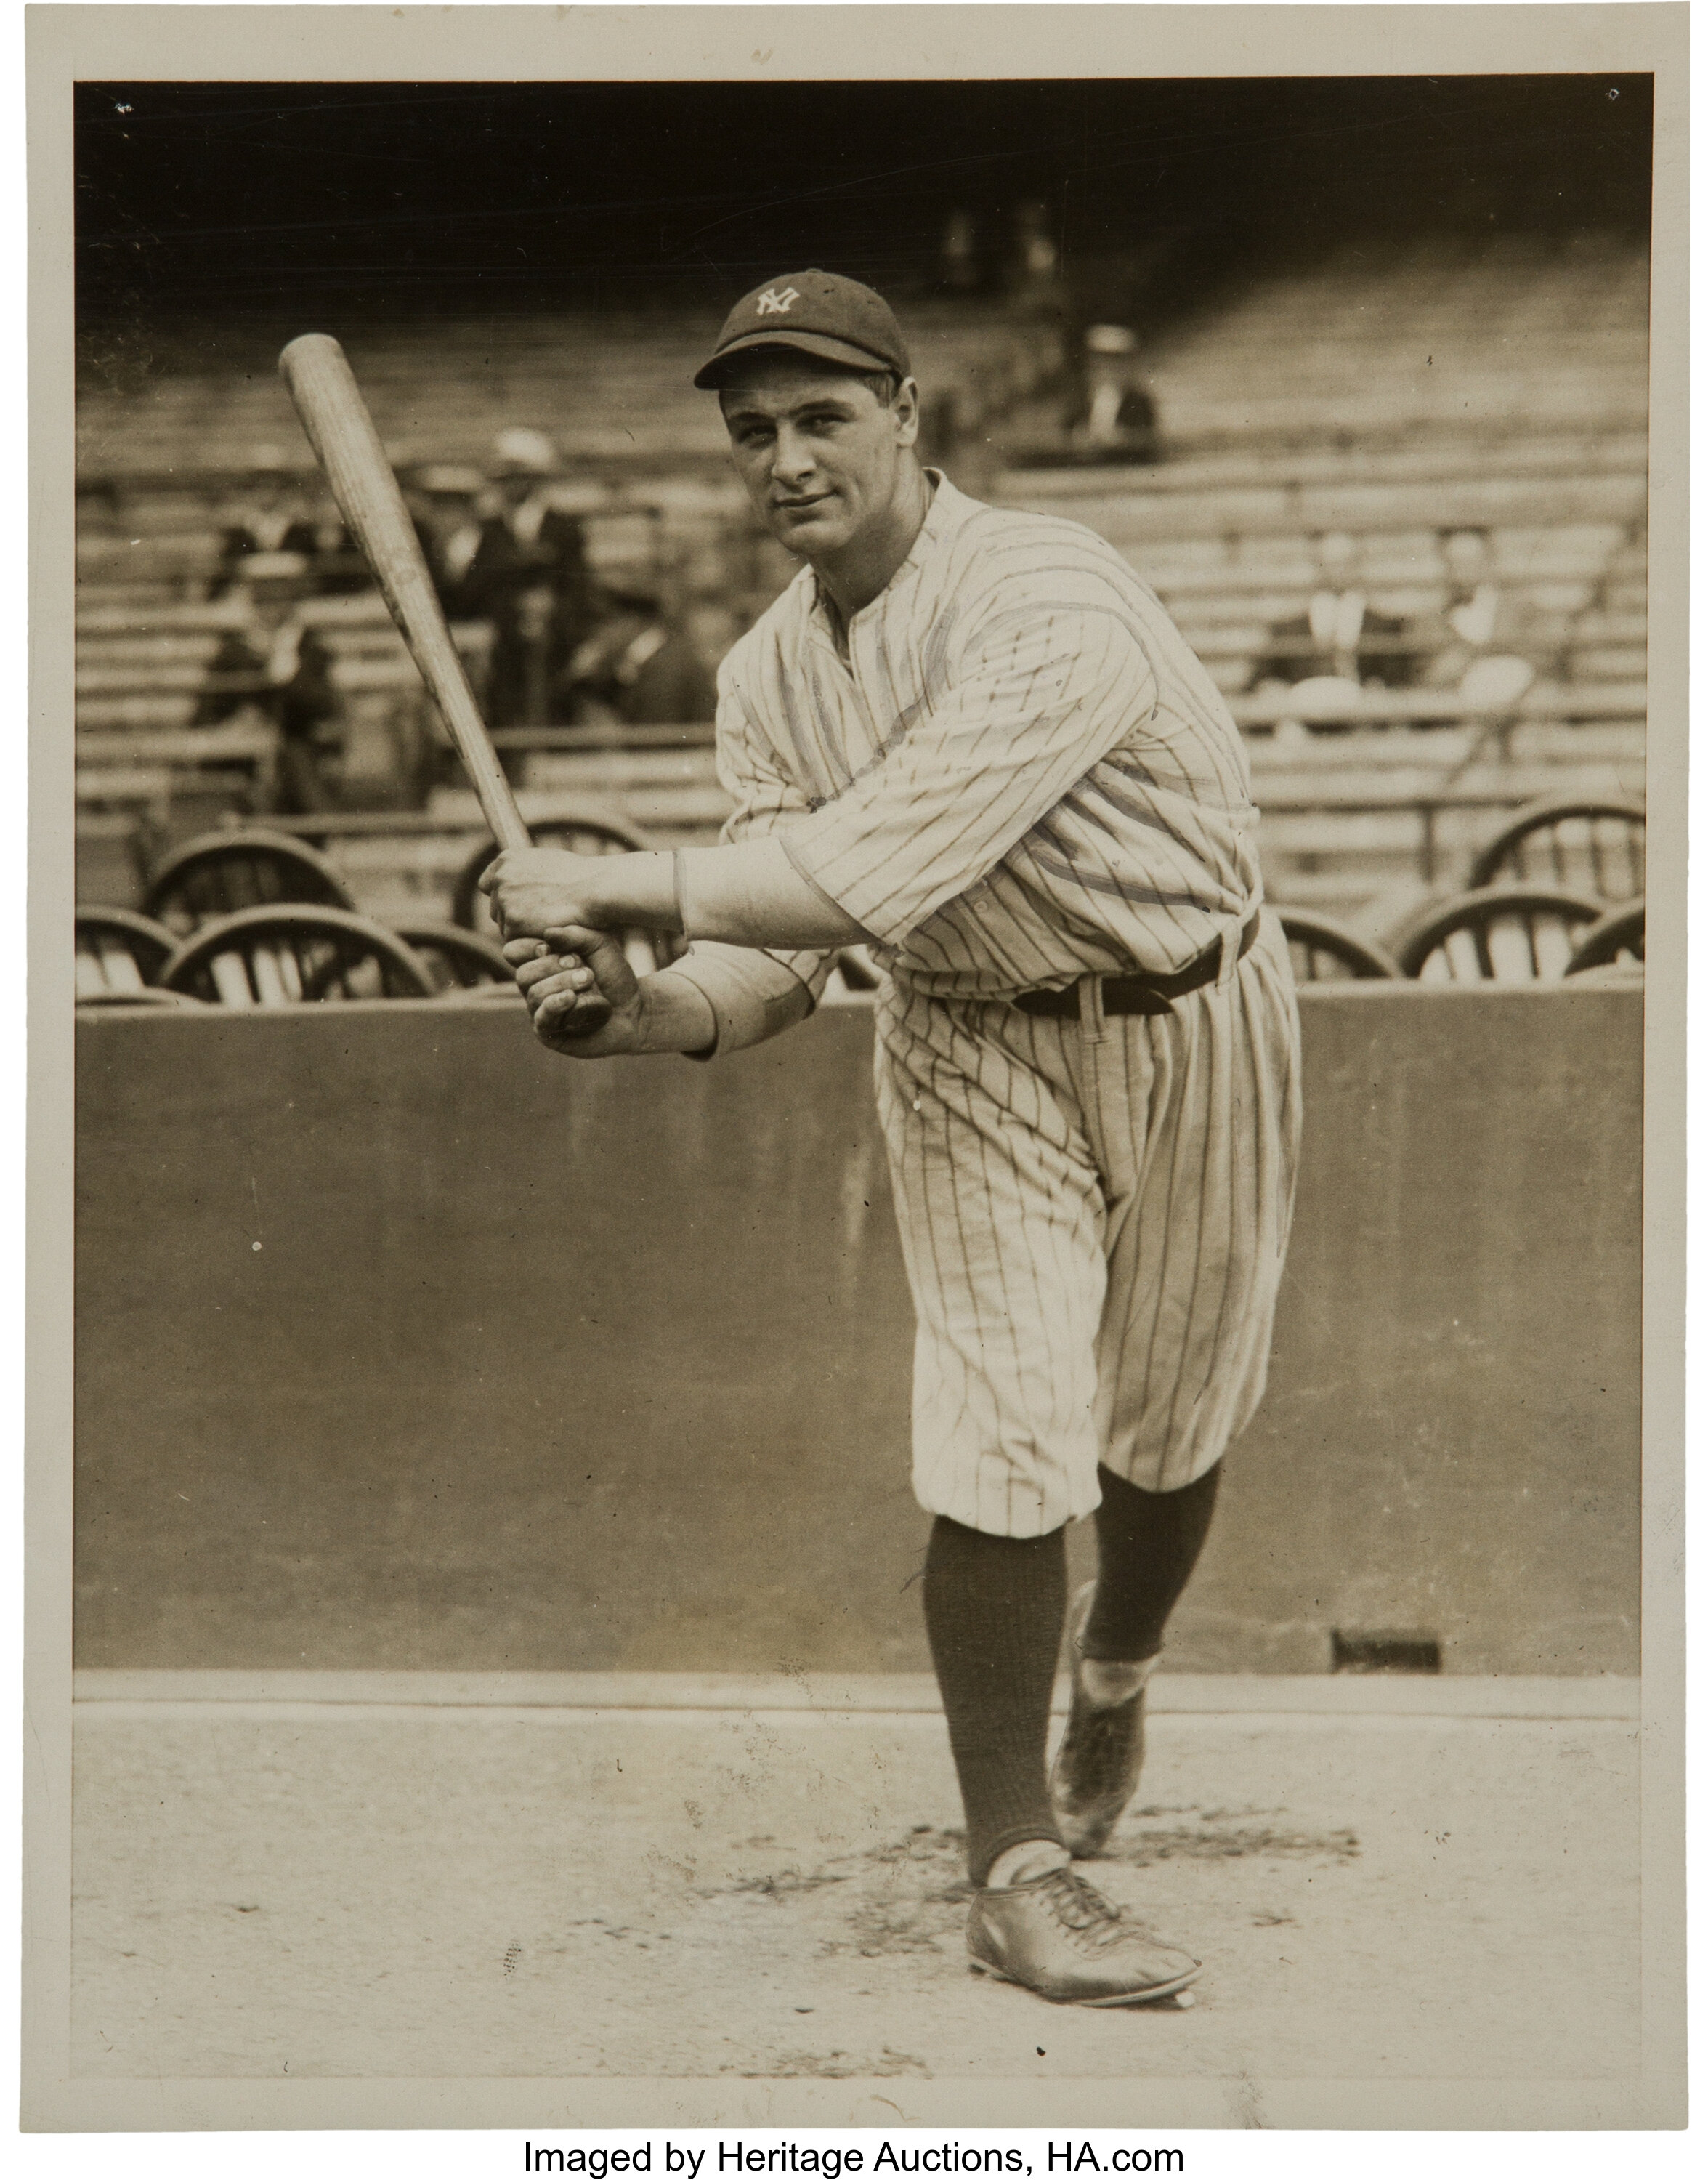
[506,926,644,1057]
[481,847,613,942]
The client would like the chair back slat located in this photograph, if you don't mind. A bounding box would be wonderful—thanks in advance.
[209,950,258,1006]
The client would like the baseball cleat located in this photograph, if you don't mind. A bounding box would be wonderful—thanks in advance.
[966,1865,1201,2008]
[1049,1580,1150,1857]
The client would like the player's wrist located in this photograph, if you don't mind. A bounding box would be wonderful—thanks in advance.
[586,850,679,932]
[634,968,719,1056]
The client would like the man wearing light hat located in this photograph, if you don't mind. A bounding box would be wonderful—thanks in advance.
[1065,323,1160,464]
[485,270,1301,2011]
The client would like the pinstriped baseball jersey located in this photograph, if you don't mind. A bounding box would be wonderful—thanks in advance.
[715,471,1263,1001]
[696,464,1300,1534]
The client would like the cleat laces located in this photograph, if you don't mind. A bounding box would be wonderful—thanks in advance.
[1035,1868,1144,1950]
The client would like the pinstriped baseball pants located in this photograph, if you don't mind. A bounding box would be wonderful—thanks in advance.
[874,911,1303,1538]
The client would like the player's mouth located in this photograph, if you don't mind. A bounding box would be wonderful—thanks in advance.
[773,492,836,520]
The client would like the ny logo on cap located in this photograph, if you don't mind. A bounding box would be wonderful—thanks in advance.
[756,286,800,316]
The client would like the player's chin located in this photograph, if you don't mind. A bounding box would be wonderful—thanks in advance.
[769,498,846,548]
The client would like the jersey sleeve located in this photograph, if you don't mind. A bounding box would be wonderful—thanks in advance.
[777,565,1161,947]
[665,658,835,1057]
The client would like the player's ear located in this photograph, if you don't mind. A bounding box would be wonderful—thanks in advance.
[892,376,921,449]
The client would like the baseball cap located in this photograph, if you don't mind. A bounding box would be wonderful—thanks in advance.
[694,270,911,390]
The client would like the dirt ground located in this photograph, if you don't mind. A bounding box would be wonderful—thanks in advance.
[70,1681,1640,2093]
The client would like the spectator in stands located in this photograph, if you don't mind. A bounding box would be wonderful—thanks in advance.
[1418,526,1563,690]
[192,551,345,813]
[400,461,486,607]
[215,445,364,601]
[448,428,596,727]
[1254,530,1417,694]
[213,445,319,595]
[1063,324,1159,465]
[560,585,718,730]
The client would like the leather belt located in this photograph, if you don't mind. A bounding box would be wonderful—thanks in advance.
[1013,913,1260,1020]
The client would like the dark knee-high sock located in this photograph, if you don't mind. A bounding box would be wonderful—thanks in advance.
[1082,1462,1222,1663]
[922,1514,1067,1885]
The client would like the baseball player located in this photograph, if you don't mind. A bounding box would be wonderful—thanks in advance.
[485,271,1303,2009]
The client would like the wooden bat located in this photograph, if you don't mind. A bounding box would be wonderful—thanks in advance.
[278,332,609,1031]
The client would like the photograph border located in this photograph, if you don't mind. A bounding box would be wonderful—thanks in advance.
[25,1,1689,2133]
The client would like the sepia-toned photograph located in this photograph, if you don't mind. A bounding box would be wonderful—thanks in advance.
[26,2,1685,2138]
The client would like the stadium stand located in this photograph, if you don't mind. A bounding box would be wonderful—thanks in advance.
[74,231,1648,950]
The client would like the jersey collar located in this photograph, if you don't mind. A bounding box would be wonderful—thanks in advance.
[808,468,979,636]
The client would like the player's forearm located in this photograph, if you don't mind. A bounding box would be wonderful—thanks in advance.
[500,837,863,948]
[676,837,865,947]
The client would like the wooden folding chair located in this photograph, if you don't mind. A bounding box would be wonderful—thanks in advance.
[75,906,179,998]
[1394,885,1607,983]
[1276,909,1402,983]
[1566,900,1645,976]
[143,827,358,939]
[388,921,512,993]
[159,905,435,1006]
[1468,797,1646,902]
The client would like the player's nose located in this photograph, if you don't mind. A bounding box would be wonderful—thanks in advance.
[769,424,817,484]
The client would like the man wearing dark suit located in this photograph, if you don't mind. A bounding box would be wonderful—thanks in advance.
[560,586,718,730]
[1063,324,1160,466]
[1254,530,1417,691]
[214,445,364,600]
[448,429,596,728]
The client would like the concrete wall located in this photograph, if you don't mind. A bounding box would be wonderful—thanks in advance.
[73,982,1641,1676]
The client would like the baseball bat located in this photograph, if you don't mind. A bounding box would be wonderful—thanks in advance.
[278,332,610,1030]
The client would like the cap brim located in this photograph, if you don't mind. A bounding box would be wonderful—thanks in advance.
[694,330,905,390]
